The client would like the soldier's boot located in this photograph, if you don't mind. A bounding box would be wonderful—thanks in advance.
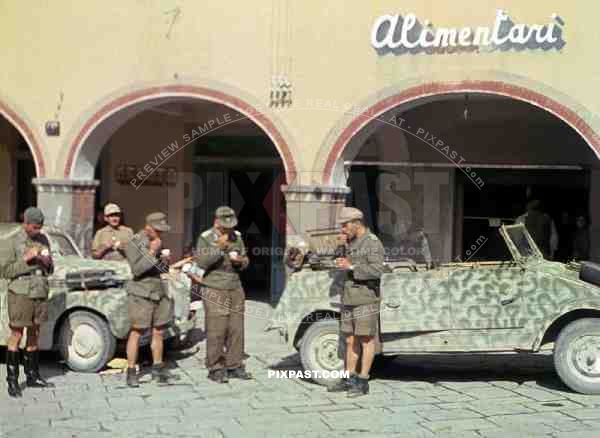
[347,375,369,397]
[126,367,140,387]
[327,374,356,392]
[23,350,54,388]
[227,366,253,380]
[152,363,178,384]
[207,368,229,384]
[6,350,22,398]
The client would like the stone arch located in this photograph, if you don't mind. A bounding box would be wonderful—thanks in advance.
[62,83,298,183]
[317,72,600,185]
[0,97,45,176]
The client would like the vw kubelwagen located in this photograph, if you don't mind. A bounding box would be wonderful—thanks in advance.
[0,223,195,372]
[270,224,600,394]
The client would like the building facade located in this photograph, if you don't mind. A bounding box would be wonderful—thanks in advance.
[2,1,599,300]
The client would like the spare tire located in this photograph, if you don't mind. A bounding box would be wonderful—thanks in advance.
[580,262,600,287]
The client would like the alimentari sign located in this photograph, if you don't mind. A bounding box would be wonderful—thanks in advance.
[371,10,564,55]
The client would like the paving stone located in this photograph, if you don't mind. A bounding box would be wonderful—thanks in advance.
[525,399,585,412]
[511,386,566,401]
[237,415,330,435]
[553,431,600,438]
[563,393,600,407]
[421,418,498,433]
[113,407,184,421]
[417,407,484,421]
[432,392,477,403]
[455,386,520,399]
[489,411,574,426]
[106,395,147,410]
[158,418,243,436]
[50,417,103,431]
[561,408,600,420]
[100,417,181,434]
[546,420,595,432]
[468,401,537,416]
[286,403,361,413]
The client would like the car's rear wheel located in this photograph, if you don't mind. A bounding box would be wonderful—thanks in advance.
[300,319,344,385]
[58,310,116,372]
[554,318,600,394]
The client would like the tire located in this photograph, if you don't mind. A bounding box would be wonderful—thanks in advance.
[554,318,600,394]
[58,310,117,373]
[300,319,345,386]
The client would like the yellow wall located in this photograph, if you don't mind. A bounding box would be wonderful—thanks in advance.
[0,0,598,183]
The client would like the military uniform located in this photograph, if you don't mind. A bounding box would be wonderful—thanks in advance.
[194,206,250,381]
[340,231,386,337]
[125,232,172,329]
[1,228,54,327]
[92,225,133,261]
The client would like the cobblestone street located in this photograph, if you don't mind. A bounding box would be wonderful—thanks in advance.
[2,302,600,438]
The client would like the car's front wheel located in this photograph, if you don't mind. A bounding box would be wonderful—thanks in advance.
[58,310,116,372]
[554,318,600,394]
[300,319,345,385]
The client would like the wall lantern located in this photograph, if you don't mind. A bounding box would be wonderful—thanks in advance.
[45,121,60,136]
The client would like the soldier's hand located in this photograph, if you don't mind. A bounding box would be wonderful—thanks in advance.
[149,238,162,253]
[229,253,246,264]
[23,247,39,263]
[335,257,352,270]
[337,233,348,244]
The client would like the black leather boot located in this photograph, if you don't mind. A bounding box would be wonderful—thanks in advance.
[347,375,370,397]
[227,366,253,380]
[23,350,54,388]
[126,367,140,387]
[207,368,229,383]
[152,363,178,384]
[6,350,22,397]
[327,374,356,392]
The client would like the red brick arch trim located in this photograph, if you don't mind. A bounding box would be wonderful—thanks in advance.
[0,100,45,176]
[65,85,297,183]
[323,81,600,185]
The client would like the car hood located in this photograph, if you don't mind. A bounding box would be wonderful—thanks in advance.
[51,256,132,281]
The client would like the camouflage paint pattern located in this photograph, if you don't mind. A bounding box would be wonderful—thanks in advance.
[270,224,600,355]
[0,224,194,349]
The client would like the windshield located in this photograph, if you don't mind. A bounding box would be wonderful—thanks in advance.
[501,224,542,260]
[47,232,79,257]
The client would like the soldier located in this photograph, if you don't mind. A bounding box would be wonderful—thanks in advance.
[328,207,386,397]
[186,206,253,383]
[124,212,176,387]
[1,207,55,397]
[91,203,133,261]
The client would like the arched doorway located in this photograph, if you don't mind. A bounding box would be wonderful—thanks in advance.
[63,86,297,302]
[322,84,600,263]
[0,102,44,222]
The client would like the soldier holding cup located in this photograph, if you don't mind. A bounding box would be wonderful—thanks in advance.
[92,203,133,261]
[0,207,55,397]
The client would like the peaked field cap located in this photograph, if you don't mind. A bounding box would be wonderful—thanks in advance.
[23,207,44,225]
[104,203,121,215]
[336,207,364,224]
[215,205,238,227]
[146,211,171,232]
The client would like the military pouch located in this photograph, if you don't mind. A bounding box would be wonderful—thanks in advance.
[344,284,379,306]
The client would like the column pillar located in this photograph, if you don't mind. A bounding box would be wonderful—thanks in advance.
[33,178,99,256]
[283,184,351,244]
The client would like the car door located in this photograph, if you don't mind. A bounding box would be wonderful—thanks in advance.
[448,265,526,330]
[380,269,451,333]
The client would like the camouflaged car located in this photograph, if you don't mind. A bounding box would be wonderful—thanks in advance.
[269,224,600,394]
[0,224,195,372]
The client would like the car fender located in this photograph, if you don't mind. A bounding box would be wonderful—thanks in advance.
[38,288,130,350]
[532,298,600,351]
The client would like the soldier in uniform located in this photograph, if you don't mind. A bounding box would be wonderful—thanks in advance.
[186,206,253,383]
[1,207,55,397]
[124,212,176,387]
[328,207,386,397]
[91,203,133,261]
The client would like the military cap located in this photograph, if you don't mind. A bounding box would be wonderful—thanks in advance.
[215,205,238,228]
[336,207,364,224]
[104,203,121,215]
[23,207,44,225]
[146,211,171,232]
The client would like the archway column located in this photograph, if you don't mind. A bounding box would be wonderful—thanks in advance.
[33,178,99,255]
[283,184,351,242]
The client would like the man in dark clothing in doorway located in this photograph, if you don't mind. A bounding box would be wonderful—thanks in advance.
[516,199,554,259]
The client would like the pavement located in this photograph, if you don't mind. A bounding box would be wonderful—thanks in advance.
[2,301,600,438]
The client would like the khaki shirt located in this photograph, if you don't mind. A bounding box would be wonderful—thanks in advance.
[343,231,386,305]
[92,225,133,261]
[194,228,248,290]
[124,231,167,300]
[0,228,54,299]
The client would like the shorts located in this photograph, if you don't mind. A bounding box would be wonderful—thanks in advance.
[8,291,48,327]
[128,294,172,329]
[340,303,379,337]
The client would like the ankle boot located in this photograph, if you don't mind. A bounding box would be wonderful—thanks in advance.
[6,350,22,397]
[126,367,140,387]
[23,350,53,388]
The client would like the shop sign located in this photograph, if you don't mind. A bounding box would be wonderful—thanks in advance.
[371,10,564,55]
